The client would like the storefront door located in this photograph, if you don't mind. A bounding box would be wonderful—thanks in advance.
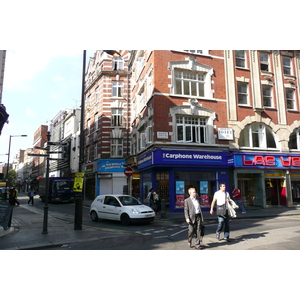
[265,179,286,206]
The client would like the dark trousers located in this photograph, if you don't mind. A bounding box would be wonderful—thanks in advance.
[28,196,34,205]
[188,214,202,247]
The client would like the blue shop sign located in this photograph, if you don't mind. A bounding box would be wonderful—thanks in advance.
[138,149,229,169]
[98,159,126,172]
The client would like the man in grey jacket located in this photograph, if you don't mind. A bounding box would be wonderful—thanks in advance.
[184,187,204,250]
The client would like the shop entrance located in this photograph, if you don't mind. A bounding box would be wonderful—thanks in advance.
[265,179,286,206]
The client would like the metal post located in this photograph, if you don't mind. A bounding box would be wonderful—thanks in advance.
[74,50,86,230]
[42,131,51,234]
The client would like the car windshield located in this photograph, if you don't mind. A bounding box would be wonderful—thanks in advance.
[118,196,142,206]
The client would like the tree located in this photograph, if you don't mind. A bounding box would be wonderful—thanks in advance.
[6,169,17,187]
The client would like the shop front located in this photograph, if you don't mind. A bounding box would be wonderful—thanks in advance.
[233,153,299,207]
[96,159,127,195]
[138,148,232,212]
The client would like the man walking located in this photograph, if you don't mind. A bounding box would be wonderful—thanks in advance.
[210,183,231,242]
[184,187,203,250]
[232,186,246,214]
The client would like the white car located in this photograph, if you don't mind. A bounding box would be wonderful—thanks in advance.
[90,194,155,225]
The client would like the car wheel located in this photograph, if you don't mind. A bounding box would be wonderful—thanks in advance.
[90,210,99,222]
[121,213,131,226]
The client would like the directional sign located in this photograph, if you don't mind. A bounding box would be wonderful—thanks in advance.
[124,167,133,177]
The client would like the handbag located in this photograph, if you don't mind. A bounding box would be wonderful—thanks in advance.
[217,203,227,216]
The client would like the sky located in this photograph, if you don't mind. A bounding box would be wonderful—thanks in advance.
[0,50,95,165]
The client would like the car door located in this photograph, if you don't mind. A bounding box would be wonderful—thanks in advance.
[102,196,121,220]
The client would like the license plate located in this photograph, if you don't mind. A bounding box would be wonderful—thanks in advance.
[145,214,152,217]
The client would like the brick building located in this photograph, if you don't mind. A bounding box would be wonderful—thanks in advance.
[83,50,131,199]
[84,50,300,212]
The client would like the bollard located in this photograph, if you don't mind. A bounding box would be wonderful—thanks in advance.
[160,199,166,218]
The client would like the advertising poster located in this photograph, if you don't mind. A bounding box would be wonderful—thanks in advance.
[200,181,208,194]
[176,194,185,208]
[176,181,185,208]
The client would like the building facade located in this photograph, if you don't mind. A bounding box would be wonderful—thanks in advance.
[81,50,300,212]
[83,50,131,200]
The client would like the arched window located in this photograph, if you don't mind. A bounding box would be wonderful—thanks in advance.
[289,128,300,150]
[239,123,277,149]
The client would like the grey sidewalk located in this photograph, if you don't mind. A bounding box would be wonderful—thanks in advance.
[1,194,300,250]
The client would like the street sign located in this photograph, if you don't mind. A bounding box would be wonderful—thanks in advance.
[73,177,84,192]
[28,153,49,157]
[124,167,133,177]
[75,172,85,178]
[34,146,48,150]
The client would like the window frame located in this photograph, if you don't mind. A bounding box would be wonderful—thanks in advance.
[262,85,273,108]
[260,52,270,71]
[283,56,292,75]
[111,138,123,157]
[111,108,123,127]
[239,123,277,150]
[176,116,207,144]
[235,50,246,68]
[286,88,295,110]
[237,82,249,105]
[112,81,124,98]
[174,70,206,97]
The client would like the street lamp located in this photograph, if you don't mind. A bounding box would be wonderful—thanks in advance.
[5,134,27,199]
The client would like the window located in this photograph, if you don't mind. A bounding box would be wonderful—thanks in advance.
[112,57,124,71]
[260,52,269,71]
[111,108,123,126]
[112,81,123,98]
[289,128,300,150]
[283,57,292,75]
[236,50,246,68]
[176,116,207,143]
[175,70,205,97]
[238,82,248,105]
[263,85,272,107]
[286,88,295,109]
[239,123,277,149]
[111,138,123,157]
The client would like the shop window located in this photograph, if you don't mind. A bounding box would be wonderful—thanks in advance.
[235,50,246,68]
[239,123,277,149]
[176,116,207,144]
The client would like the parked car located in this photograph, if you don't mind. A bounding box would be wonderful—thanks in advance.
[90,194,155,225]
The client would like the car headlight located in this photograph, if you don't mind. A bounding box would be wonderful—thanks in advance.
[131,208,140,214]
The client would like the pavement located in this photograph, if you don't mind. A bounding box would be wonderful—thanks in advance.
[1,193,300,250]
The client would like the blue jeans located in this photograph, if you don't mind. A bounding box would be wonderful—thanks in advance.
[217,211,230,239]
[234,200,246,213]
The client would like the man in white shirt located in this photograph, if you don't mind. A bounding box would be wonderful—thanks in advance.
[210,183,231,242]
[184,187,203,250]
